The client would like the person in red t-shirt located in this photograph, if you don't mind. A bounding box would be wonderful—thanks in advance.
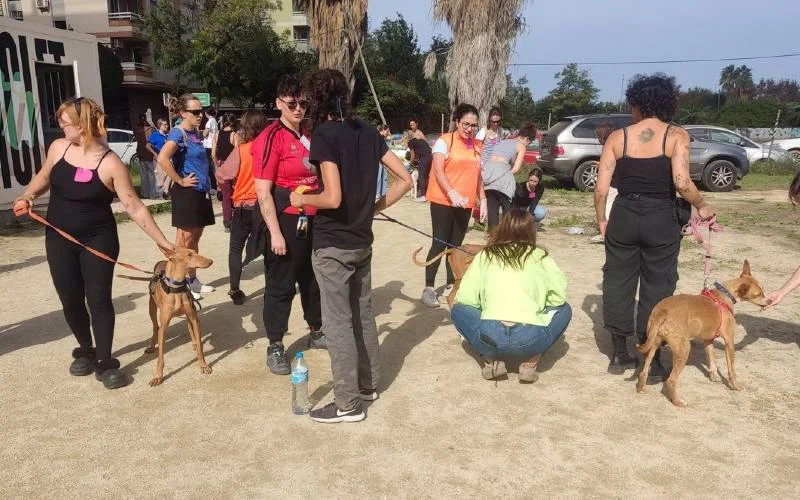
[252,75,325,376]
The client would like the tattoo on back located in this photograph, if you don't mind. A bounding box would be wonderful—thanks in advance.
[639,128,655,143]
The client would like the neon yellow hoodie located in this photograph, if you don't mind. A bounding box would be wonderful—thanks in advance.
[455,247,568,326]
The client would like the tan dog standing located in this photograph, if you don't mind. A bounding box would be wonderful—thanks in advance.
[412,244,485,308]
[145,247,214,386]
[636,260,769,407]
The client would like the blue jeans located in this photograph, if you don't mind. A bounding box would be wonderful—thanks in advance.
[376,164,388,199]
[529,204,547,222]
[451,303,572,359]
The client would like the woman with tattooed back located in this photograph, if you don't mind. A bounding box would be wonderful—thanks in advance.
[594,75,715,382]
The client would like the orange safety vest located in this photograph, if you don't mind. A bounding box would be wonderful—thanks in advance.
[426,132,483,208]
[232,142,257,206]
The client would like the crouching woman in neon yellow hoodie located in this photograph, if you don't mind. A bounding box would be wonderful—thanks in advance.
[451,208,572,382]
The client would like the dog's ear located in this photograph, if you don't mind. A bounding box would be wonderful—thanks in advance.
[741,259,752,277]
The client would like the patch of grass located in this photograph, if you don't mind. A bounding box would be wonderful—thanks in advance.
[114,201,172,224]
[548,214,594,228]
[739,173,796,191]
[715,211,769,229]
[749,159,799,176]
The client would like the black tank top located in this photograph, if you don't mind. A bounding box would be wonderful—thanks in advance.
[47,145,116,236]
[615,125,674,199]
[217,130,235,162]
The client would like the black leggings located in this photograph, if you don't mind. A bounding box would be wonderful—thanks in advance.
[417,156,432,197]
[228,206,255,291]
[425,202,471,287]
[485,189,511,230]
[45,226,120,361]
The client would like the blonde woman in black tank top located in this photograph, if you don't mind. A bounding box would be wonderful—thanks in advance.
[594,75,715,381]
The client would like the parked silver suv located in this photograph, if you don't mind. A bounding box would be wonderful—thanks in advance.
[538,114,751,192]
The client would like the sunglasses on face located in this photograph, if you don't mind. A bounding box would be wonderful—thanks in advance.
[279,97,309,110]
[490,119,501,124]
[459,121,479,130]
[185,109,203,117]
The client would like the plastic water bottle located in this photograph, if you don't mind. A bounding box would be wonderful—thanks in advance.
[291,352,311,415]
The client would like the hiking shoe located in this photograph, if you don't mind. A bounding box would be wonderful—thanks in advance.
[310,402,366,423]
[359,389,379,401]
[69,347,96,376]
[519,355,541,383]
[189,278,215,294]
[481,358,507,380]
[228,289,245,305]
[308,329,328,350]
[266,343,290,375]
[422,287,440,308]
[590,234,604,244]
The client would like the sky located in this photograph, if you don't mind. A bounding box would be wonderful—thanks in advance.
[368,0,799,103]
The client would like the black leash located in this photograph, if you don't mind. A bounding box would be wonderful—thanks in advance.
[374,212,478,256]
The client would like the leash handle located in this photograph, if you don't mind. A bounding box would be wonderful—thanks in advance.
[27,208,153,275]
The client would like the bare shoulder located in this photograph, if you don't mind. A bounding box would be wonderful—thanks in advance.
[668,125,689,140]
[46,138,71,158]
[102,149,128,175]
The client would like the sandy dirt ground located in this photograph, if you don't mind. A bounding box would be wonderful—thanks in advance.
[1,190,799,498]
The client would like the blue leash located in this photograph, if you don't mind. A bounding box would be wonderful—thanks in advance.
[374,213,478,256]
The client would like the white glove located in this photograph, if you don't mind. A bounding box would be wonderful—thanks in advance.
[447,189,468,208]
[479,198,488,223]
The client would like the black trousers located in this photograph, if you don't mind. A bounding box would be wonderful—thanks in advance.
[417,156,432,197]
[264,213,322,342]
[228,206,256,291]
[603,194,681,343]
[425,202,471,287]
[45,226,120,361]
[205,148,217,190]
[485,189,511,230]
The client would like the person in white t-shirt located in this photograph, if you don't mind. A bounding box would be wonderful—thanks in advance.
[202,108,219,192]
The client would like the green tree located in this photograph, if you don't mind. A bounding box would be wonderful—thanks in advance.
[355,78,426,131]
[546,63,599,118]
[367,14,423,87]
[500,75,535,128]
[143,0,207,89]
[719,64,754,101]
[717,99,780,127]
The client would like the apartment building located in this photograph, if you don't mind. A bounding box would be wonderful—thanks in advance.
[1,0,311,126]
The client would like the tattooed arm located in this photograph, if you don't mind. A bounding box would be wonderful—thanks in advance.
[594,129,621,235]
[670,127,714,219]
[254,178,286,256]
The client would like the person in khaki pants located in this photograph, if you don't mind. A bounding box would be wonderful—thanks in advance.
[289,69,412,424]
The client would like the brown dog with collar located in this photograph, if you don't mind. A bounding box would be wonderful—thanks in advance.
[412,244,485,308]
[144,247,214,386]
[636,260,768,407]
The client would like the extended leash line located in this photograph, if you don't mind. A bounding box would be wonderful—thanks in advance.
[26,208,154,275]
[682,215,724,290]
[374,212,478,255]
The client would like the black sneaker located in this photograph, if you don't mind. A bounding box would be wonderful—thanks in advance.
[358,389,378,401]
[266,343,290,375]
[94,359,130,390]
[308,329,328,350]
[310,402,366,423]
[228,289,245,305]
[69,346,96,376]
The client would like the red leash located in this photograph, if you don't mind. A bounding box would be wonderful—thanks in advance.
[682,215,724,290]
[26,208,154,275]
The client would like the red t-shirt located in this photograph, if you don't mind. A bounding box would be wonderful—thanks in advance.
[252,120,319,216]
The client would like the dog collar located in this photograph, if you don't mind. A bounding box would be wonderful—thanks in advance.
[714,282,737,304]
[160,276,188,294]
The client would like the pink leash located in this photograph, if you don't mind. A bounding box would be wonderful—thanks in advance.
[682,215,724,290]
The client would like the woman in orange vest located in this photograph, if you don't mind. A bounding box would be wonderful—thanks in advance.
[422,103,488,308]
[215,109,268,305]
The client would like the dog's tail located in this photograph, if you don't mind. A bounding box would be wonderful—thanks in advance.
[636,308,667,353]
[411,247,453,267]
[116,274,154,282]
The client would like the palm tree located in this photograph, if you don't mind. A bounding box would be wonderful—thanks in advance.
[295,0,367,93]
[428,0,527,125]
[719,65,736,96]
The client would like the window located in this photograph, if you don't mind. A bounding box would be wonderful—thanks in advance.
[9,0,23,20]
[572,118,605,139]
[293,25,310,41]
[107,131,133,143]
[688,129,710,142]
[36,62,76,149]
[709,129,747,147]
[292,0,303,12]
[54,20,67,29]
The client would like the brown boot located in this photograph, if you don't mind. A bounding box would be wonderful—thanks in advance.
[519,354,541,383]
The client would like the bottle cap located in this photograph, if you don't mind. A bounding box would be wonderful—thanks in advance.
[295,351,304,358]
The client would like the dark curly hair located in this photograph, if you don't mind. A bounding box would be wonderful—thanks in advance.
[303,69,358,128]
[452,103,479,123]
[790,170,800,206]
[518,122,536,140]
[276,74,302,98]
[625,74,678,122]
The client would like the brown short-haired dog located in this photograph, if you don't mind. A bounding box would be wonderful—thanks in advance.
[412,244,485,308]
[145,247,214,386]
[636,260,768,407]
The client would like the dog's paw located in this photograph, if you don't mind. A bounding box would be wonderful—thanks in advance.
[731,382,744,391]
[709,370,720,382]
[201,366,212,375]
[671,398,688,407]
[149,377,164,386]
[144,346,156,354]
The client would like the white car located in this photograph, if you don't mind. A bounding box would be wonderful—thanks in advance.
[106,128,137,166]
[771,137,800,162]
[685,125,793,164]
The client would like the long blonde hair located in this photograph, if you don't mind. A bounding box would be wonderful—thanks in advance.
[56,97,106,148]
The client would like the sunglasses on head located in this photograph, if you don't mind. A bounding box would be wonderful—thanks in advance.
[279,97,309,110]
[72,97,84,117]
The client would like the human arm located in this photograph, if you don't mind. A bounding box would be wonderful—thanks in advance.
[156,136,197,188]
[477,177,488,223]
[254,178,287,255]
[765,266,800,308]
[541,255,568,308]
[670,127,713,219]
[594,130,620,236]
[108,155,173,252]
[291,162,341,210]
[374,149,413,213]
[211,130,219,163]
[511,143,525,175]
[12,139,67,215]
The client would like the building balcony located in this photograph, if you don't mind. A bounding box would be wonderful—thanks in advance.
[98,11,145,40]
[108,11,143,25]
[121,61,154,84]
[292,11,308,26]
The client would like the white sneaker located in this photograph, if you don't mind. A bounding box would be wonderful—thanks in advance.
[189,278,215,294]
[414,196,427,202]
[444,284,454,295]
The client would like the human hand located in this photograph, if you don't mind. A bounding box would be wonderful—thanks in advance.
[764,290,786,309]
[479,198,488,223]
[599,220,608,237]
[158,243,175,258]
[697,205,715,221]
[12,197,31,217]
[289,192,304,208]
[179,173,198,188]
[447,189,468,208]
[271,233,287,256]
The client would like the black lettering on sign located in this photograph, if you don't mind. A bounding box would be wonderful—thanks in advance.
[0,31,21,189]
